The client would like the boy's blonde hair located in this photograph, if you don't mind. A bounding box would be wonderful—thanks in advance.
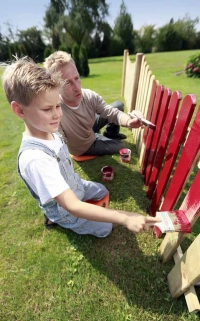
[2,56,63,106]
[43,51,75,72]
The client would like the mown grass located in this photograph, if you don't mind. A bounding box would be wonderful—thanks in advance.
[0,50,200,321]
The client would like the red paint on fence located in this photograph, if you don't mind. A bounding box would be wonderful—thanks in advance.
[144,88,172,187]
[146,91,182,199]
[141,85,164,179]
[149,94,196,216]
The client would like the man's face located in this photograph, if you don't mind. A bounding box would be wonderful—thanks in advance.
[59,63,82,107]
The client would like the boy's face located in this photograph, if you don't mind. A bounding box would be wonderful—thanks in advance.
[59,63,82,107]
[21,88,62,139]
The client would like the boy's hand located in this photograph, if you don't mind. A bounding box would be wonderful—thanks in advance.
[125,215,161,234]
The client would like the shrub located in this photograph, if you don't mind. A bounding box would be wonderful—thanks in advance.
[44,47,52,60]
[185,52,200,78]
[79,45,90,77]
[72,43,81,75]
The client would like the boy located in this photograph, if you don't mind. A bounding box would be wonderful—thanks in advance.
[2,57,160,237]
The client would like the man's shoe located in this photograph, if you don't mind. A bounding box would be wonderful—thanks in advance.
[44,214,58,230]
[103,132,127,140]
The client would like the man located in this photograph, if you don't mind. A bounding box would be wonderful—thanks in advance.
[44,51,143,156]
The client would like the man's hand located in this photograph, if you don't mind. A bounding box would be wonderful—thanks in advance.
[127,110,144,128]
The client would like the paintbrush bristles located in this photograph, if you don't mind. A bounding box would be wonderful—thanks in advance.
[154,210,192,233]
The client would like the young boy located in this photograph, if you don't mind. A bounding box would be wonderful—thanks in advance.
[2,57,160,238]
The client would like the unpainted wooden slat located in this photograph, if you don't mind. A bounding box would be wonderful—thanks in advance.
[173,246,200,313]
[167,235,200,298]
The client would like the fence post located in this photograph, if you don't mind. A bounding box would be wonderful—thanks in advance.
[130,53,143,111]
[121,49,129,97]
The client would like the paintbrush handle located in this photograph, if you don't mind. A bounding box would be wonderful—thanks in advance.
[128,112,156,130]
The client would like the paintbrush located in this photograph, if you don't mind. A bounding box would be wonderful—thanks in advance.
[152,210,192,234]
[128,112,156,130]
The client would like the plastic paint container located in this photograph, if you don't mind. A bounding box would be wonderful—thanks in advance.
[101,166,114,182]
[119,148,131,163]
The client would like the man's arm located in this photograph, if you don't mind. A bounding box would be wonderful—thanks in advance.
[55,189,161,234]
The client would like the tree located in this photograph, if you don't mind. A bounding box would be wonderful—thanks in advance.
[135,25,156,53]
[79,44,89,77]
[113,0,135,54]
[17,27,46,62]
[154,19,182,52]
[72,43,81,74]
[174,15,199,50]
[63,0,109,47]
[44,0,66,50]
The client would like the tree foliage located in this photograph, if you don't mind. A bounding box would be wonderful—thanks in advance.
[17,27,46,62]
[135,25,156,53]
[113,0,135,54]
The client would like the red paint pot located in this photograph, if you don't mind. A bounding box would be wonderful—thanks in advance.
[101,166,114,182]
[119,148,131,163]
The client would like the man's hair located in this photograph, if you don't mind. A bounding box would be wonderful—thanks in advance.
[43,51,75,72]
[2,56,63,106]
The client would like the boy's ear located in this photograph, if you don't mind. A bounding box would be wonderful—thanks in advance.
[11,101,25,119]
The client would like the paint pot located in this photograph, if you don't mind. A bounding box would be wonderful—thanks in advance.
[101,166,114,182]
[119,148,131,163]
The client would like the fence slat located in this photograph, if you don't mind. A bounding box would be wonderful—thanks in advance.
[160,105,200,210]
[136,75,157,168]
[160,167,200,262]
[141,85,164,177]
[150,94,196,215]
[167,235,200,298]
[173,246,200,313]
[145,88,172,187]
[146,91,182,199]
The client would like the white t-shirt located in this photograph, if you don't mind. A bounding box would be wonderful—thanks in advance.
[19,133,70,204]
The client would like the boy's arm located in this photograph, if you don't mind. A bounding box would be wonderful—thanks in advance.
[55,189,160,234]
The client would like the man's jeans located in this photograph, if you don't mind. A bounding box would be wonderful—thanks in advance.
[83,101,126,156]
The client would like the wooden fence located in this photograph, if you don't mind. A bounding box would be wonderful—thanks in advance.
[121,50,200,313]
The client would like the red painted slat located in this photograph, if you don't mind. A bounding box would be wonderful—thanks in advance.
[160,105,200,211]
[145,88,172,187]
[146,91,182,199]
[180,169,200,224]
[150,94,196,216]
[154,167,200,238]
[142,85,164,179]
[140,80,158,173]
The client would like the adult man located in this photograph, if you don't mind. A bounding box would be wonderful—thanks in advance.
[44,51,143,156]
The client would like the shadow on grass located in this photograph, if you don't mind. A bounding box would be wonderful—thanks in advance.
[54,224,198,318]
[73,140,150,213]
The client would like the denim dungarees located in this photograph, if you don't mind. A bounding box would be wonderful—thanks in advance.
[17,133,112,237]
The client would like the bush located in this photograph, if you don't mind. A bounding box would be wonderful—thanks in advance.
[72,43,81,75]
[79,45,90,77]
[185,52,200,78]
[44,47,52,60]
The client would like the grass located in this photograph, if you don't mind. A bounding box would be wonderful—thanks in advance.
[0,50,200,321]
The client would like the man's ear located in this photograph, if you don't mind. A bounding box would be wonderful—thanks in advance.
[11,101,25,119]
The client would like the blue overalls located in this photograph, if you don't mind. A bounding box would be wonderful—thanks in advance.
[17,134,112,237]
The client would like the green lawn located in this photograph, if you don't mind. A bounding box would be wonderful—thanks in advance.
[0,50,200,321]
